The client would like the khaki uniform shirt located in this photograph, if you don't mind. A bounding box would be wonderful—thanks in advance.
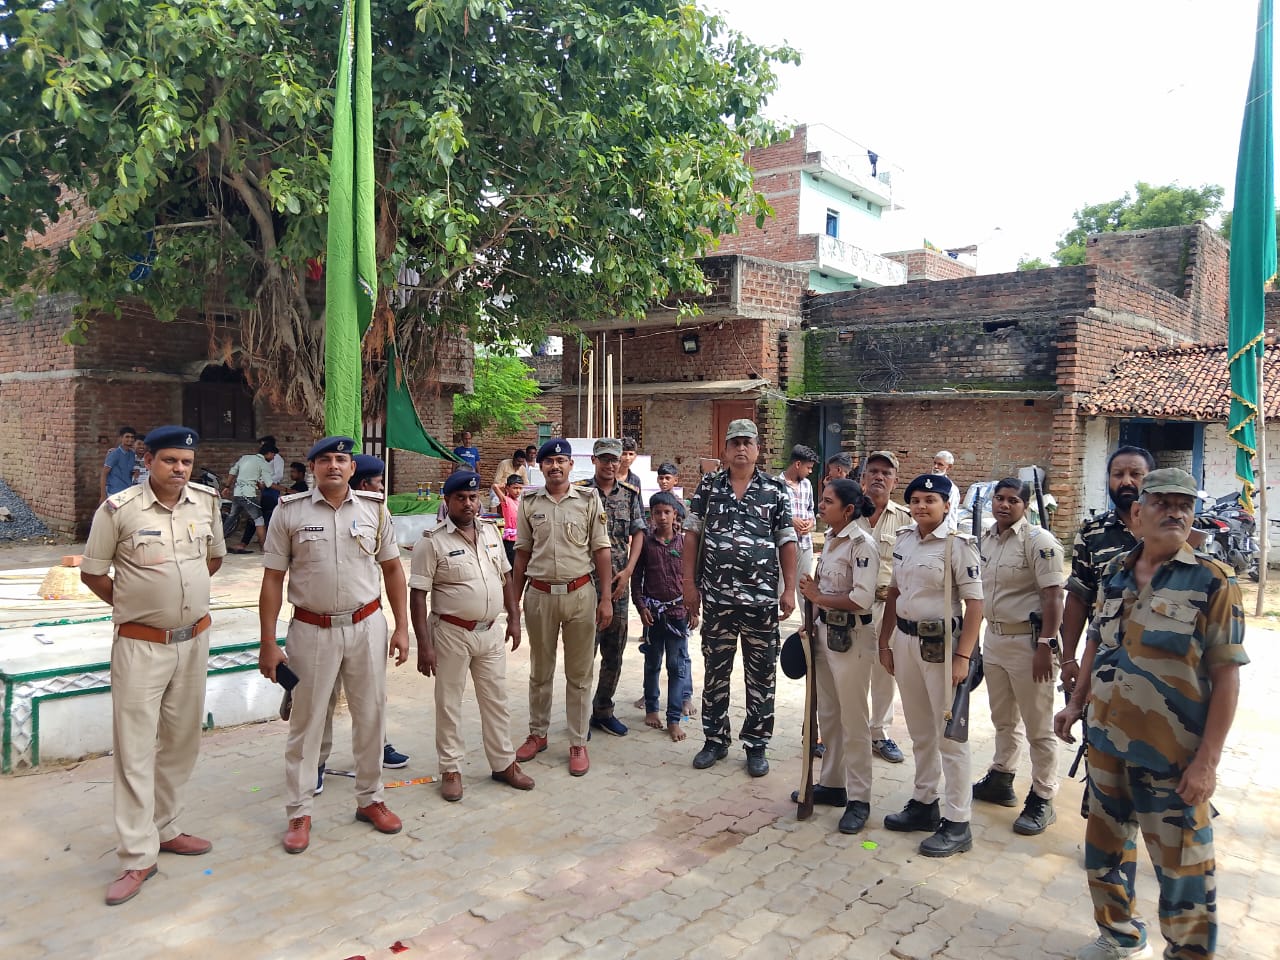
[82,480,226,628]
[409,517,509,622]
[514,485,611,582]
[979,517,1065,626]
[858,499,913,595]
[263,487,398,613]
[816,523,879,613]
[890,525,983,621]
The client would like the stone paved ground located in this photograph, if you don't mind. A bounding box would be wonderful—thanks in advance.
[1,544,1278,960]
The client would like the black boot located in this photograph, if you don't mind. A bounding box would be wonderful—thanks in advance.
[790,784,848,806]
[692,741,728,769]
[1013,792,1057,836]
[838,801,871,835]
[744,745,769,778]
[919,819,973,857]
[972,770,1018,807]
[883,798,940,833]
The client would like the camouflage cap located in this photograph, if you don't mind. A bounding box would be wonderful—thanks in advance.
[725,419,758,442]
[592,438,623,458]
[1141,467,1198,498]
[866,450,899,470]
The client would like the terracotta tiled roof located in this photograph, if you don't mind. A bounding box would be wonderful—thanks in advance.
[1083,341,1280,420]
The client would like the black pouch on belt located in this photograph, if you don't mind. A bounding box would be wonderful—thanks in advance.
[1028,611,1043,651]
[822,609,852,653]
[916,617,945,662]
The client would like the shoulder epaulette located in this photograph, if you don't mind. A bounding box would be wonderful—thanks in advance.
[1199,554,1236,579]
[894,524,915,538]
[573,478,593,487]
[951,530,977,543]
[352,489,385,502]
[618,479,639,494]
[280,490,311,503]
[186,481,218,498]
[104,485,143,513]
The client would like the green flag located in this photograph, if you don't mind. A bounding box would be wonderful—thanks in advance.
[1228,0,1275,513]
[324,0,376,446]
[386,346,464,463]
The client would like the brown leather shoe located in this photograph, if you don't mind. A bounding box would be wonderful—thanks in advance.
[491,761,535,791]
[441,771,463,802]
[568,745,589,777]
[159,833,212,856]
[515,733,548,763]
[105,864,157,906]
[283,815,311,854]
[356,800,403,834]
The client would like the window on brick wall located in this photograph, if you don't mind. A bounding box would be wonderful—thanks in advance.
[825,210,839,239]
[621,405,644,450]
[184,364,255,440]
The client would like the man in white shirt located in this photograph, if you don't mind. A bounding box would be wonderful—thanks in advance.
[222,442,274,552]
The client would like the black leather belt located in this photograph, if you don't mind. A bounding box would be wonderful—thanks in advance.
[819,610,873,626]
[895,615,961,636]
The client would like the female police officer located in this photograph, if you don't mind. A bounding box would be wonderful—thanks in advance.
[876,473,983,856]
[796,479,880,834]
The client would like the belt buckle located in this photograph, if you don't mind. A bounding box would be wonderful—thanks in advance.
[549,583,568,596]
[331,612,356,627]
[169,624,195,644]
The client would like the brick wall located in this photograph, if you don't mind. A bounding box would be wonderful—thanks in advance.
[881,249,977,282]
[562,317,772,387]
[712,128,808,261]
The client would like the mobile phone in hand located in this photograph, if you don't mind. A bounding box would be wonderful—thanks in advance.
[276,663,300,691]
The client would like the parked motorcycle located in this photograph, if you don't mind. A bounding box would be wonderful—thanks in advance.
[1194,491,1258,580]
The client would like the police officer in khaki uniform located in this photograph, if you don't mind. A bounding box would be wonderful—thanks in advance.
[257,436,410,854]
[877,473,983,857]
[856,451,912,765]
[81,425,226,906]
[410,471,534,802]
[511,438,613,777]
[972,477,1065,836]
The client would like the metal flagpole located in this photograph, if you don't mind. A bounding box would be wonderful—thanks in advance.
[1255,346,1269,616]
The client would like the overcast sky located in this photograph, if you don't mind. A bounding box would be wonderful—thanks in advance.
[708,0,1265,272]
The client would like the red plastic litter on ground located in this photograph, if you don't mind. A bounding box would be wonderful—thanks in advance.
[390,943,410,954]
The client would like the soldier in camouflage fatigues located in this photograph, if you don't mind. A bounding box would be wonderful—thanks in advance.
[577,438,646,735]
[684,419,797,777]
[1055,469,1247,960]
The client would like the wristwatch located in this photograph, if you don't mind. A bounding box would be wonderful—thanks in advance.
[1037,636,1060,651]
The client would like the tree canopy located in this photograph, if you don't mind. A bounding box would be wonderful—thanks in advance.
[1052,181,1224,265]
[0,0,795,423]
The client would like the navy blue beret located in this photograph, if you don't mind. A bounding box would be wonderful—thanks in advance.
[536,438,572,462]
[144,425,199,452]
[307,436,357,460]
[442,471,482,496]
[352,454,385,480]
[780,631,806,680]
[904,473,953,501]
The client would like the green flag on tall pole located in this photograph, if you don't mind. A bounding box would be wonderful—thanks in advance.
[324,0,377,446]
[1228,0,1276,513]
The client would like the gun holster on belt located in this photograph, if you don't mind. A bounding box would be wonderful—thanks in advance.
[821,609,853,652]
[917,618,946,662]
[1028,611,1043,651]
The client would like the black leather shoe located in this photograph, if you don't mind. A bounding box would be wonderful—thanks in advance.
[839,801,871,835]
[1013,793,1057,835]
[692,741,729,769]
[790,784,848,806]
[884,798,941,833]
[919,819,973,857]
[972,770,1018,807]
[745,745,769,778]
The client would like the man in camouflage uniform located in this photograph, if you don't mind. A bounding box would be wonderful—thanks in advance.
[1060,446,1154,692]
[683,419,797,778]
[1055,468,1247,960]
[577,438,645,737]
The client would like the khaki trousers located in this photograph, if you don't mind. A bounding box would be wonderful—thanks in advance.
[524,587,596,746]
[282,615,387,818]
[868,600,898,740]
[814,621,875,803]
[890,627,972,822]
[982,628,1060,800]
[111,630,210,870]
[432,616,515,772]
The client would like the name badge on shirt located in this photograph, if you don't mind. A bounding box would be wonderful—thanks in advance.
[139,529,162,537]
[532,513,546,520]
[447,549,466,557]
[303,525,325,532]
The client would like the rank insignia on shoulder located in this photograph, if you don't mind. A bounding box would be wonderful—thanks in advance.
[966,565,980,578]
[856,557,870,568]
[599,513,607,525]
[1039,548,1056,559]
[619,480,638,493]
